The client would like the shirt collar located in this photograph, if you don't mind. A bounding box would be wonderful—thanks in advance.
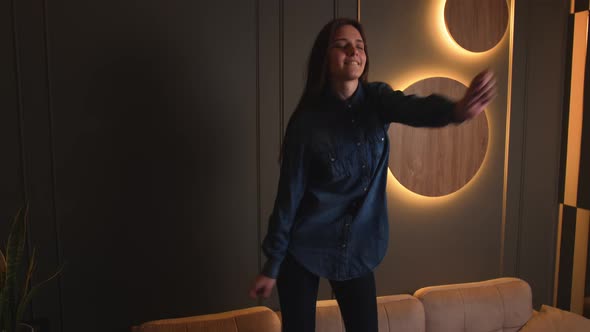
[323,81,365,111]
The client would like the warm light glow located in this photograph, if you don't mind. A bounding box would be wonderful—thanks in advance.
[433,0,509,57]
[395,70,471,92]
[501,0,516,276]
[564,11,589,206]
[571,208,590,314]
[386,74,492,201]
[386,149,490,213]
[553,204,564,307]
[386,131,492,204]
[377,2,508,207]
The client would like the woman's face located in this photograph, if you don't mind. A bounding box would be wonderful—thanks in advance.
[328,25,366,83]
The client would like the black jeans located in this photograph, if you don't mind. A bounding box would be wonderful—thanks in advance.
[276,254,378,332]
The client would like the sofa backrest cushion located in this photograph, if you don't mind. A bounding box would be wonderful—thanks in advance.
[414,277,533,332]
[314,294,425,332]
[132,306,281,332]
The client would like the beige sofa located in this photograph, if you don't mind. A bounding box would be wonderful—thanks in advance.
[132,278,590,332]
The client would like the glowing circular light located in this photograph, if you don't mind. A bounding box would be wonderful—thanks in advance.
[444,0,509,53]
[389,77,489,197]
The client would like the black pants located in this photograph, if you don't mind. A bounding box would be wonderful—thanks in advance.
[276,254,378,332]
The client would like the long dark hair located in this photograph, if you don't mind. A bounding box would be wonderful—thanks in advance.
[280,18,370,162]
[296,18,370,110]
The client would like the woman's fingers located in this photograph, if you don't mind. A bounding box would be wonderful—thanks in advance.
[475,78,495,100]
[249,275,277,299]
[262,284,273,298]
[470,70,492,93]
[466,71,496,109]
[249,287,258,299]
[455,70,497,121]
[480,86,497,106]
[470,72,495,101]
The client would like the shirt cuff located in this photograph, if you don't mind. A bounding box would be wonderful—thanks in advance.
[261,258,282,279]
[449,102,464,124]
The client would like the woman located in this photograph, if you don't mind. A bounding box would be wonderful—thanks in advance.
[249,18,495,332]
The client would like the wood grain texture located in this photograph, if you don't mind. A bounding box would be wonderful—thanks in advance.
[444,0,509,52]
[389,77,489,197]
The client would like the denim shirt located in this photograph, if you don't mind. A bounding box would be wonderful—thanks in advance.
[261,81,459,281]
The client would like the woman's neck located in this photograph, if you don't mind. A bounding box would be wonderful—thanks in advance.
[330,79,359,100]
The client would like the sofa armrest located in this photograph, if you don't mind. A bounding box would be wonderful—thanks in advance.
[519,305,590,331]
[132,306,281,332]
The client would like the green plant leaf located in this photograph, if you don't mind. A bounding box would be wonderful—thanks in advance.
[20,249,35,302]
[16,263,63,325]
[4,206,28,332]
[1,205,62,332]
[4,207,25,332]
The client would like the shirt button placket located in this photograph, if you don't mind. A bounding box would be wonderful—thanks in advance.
[340,215,351,279]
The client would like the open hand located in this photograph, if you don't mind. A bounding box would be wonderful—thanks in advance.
[454,70,497,122]
[248,274,276,299]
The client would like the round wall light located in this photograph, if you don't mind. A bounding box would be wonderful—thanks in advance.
[444,0,509,52]
[389,77,489,197]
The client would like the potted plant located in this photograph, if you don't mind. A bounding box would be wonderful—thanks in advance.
[0,207,62,332]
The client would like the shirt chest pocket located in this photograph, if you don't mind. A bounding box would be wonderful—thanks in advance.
[367,126,387,155]
[313,143,352,181]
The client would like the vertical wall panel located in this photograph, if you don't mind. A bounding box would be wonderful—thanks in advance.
[555,6,589,317]
[577,13,590,210]
[338,0,359,19]
[571,208,589,314]
[0,0,25,233]
[12,0,63,330]
[557,205,576,309]
[258,0,282,310]
[563,11,587,207]
[509,0,568,308]
[503,0,525,279]
[47,1,258,331]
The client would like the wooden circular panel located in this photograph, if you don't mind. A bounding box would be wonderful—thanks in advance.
[444,0,509,52]
[389,77,489,197]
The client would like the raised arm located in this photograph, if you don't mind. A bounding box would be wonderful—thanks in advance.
[371,70,496,126]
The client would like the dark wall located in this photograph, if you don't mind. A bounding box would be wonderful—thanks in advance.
[1,1,23,226]
[49,1,259,331]
[0,0,570,331]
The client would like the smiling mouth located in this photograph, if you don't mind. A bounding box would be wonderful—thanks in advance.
[344,61,360,65]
